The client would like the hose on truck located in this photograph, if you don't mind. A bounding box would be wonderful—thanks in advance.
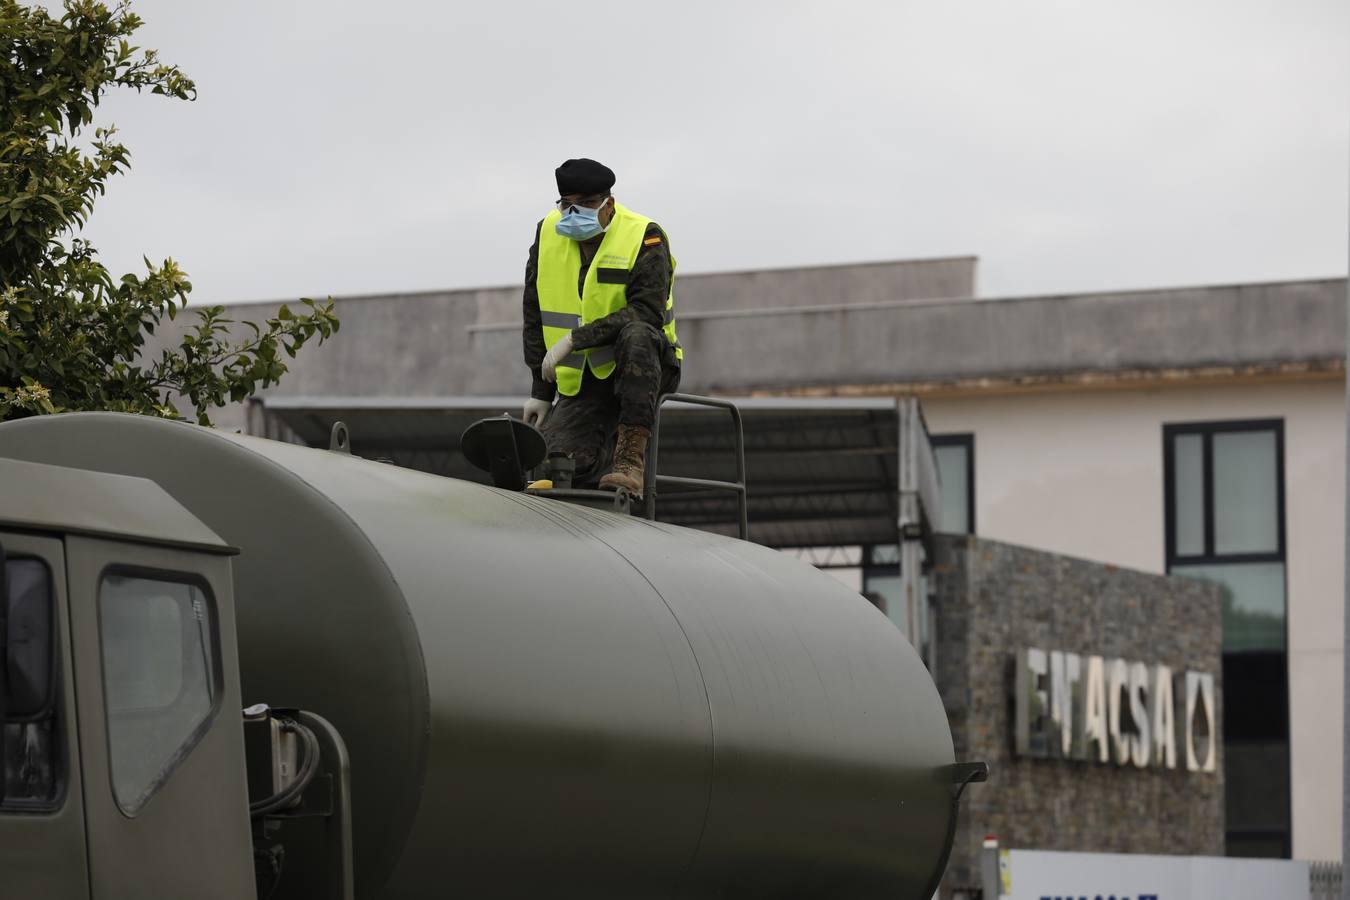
[249,716,321,818]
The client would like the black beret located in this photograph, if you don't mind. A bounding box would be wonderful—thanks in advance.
[555,158,615,197]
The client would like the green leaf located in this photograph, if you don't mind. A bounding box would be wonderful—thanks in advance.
[0,4,337,425]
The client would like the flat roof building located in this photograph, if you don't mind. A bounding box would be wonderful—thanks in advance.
[154,257,1346,866]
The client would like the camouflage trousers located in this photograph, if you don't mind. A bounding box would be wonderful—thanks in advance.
[541,321,681,486]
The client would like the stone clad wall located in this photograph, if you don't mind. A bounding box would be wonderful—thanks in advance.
[933,534,1224,889]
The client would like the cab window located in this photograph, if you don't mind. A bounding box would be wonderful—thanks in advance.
[2,556,61,811]
[99,572,219,815]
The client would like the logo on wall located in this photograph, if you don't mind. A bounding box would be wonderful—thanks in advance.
[1014,648,1216,772]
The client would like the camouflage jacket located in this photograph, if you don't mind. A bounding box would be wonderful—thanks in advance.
[522,219,675,402]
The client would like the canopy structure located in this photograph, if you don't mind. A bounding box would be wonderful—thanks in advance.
[249,394,938,551]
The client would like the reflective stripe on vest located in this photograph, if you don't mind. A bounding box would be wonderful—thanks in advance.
[536,202,681,397]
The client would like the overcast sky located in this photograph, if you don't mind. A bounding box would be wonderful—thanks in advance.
[78,0,1349,306]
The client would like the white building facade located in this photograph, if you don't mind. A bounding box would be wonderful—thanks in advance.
[924,375,1344,861]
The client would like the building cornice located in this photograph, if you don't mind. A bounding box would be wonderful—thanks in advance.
[749,358,1347,400]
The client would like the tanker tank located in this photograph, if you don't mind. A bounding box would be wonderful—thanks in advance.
[0,412,975,898]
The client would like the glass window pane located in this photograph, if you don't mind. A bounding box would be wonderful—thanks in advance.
[869,544,900,566]
[1172,562,1285,653]
[1224,740,1291,832]
[100,574,217,814]
[1213,430,1279,555]
[1222,651,1288,741]
[1226,832,1289,859]
[934,443,970,534]
[1172,433,1205,556]
[863,573,907,637]
[863,569,932,659]
[3,557,60,810]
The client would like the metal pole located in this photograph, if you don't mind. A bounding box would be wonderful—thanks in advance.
[898,397,919,646]
[1342,182,1349,897]
[979,834,1000,899]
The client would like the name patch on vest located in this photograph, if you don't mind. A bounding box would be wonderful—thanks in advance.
[596,267,630,285]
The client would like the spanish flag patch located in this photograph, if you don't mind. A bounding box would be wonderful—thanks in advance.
[643,235,662,246]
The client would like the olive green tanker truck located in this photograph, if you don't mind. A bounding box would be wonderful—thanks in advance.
[0,412,984,899]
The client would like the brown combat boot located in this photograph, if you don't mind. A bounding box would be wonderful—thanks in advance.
[599,424,651,497]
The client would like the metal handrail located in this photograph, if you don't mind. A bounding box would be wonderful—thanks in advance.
[644,393,749,540]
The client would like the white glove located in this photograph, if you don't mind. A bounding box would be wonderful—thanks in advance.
[522,398,551,427]
[541,332,574,384]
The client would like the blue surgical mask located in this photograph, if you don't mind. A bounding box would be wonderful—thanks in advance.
[555,203,606,241]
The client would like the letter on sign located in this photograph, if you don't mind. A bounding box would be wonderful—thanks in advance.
[1083,655,1109,763]
[1128,661,1151,768]
[1151,664,1177,769]
[1050,651,1082,758]
[1107,657,1132,765]
[1185,671,1217,773]
[1015,648,1050,757]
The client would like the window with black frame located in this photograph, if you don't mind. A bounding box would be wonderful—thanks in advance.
[931,433,975,535]
[1,554,62,811]
[1163,419,1289,859]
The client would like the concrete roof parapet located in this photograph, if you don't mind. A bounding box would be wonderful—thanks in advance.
[136,264,1347,403]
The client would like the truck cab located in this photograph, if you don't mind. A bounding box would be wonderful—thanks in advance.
[0,456,255,899]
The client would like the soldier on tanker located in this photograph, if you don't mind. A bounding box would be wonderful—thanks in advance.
[520,158,682,496]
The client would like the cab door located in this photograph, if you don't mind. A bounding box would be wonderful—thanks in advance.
[64,535,254,900]
[0,532,88,900]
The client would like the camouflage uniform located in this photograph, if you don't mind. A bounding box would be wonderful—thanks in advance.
[522,219,681,485]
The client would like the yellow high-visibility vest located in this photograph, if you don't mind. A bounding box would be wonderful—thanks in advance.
[536,202,681,397]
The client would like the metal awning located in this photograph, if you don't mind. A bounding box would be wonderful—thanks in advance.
[251,395,925,549]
